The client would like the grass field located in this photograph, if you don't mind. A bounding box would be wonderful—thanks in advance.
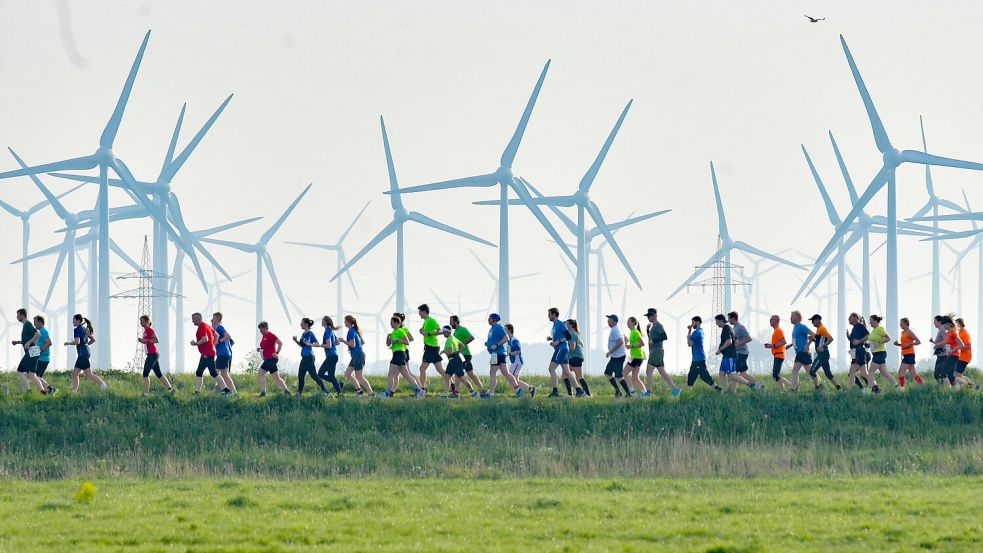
[1,477,980,552]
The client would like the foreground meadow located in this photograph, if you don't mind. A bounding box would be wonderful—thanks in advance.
[1,477,980,552]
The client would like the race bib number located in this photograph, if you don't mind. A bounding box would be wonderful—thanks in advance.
[28,346,40,358]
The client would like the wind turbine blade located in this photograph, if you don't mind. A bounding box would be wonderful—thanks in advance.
[194,216,264,238]
[110,239,142,273]
[733,242,806,270]
[160,103,186,180]
[263,252,292,323]
[339,201,370,244]
[0,154,98,180]
[828,131,860,204]
[390,173,498,195]
[380,116,404,211]
[0,198,22,217]
[472,195,576,207]
[329,220,399,283]
[469,249,497,280]
[428,288,454,314]
[340,250,359,298]
[200,237,255,254]
[667,248,727,300]
[919,115,937,199]
[901,150,983,172]
[11,241,73,264]
[921,228,983,241]
[284,241,337,251]
[599,254,614,303]
[517,177,578,235]
[961,189,978,231]
[100,30,151,149]
[509,177,575,262]
[501,60,550,168]
[709,162,729,240]
[165,94,234,181]
[43,234,73,309]
[938,198,968,213]
[909,212,983,223]
[870,239,887,256]
[840,35,891,154]
[580,100,632,193]
[260,183,313,245]
[604,209,671,232]
[407,211,496,247]
[801,144,840,226]
[166,194,210,289]
[27,183,85,216]
[559,253,575,279]
[910,200,933,220]
[513,272,540,280]
[586,201,641,289]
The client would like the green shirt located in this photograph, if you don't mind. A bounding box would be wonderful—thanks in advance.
[629,328,645,360]
[868,326,888,353]
[568,330,584,359]
[453,326,473,356]
[390,327,408,352]
[422,317,440,347]
[443,335,461,356]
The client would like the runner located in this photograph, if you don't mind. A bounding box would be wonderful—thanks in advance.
[317,316,344,396]
[604,315,631,397]
[626,316,648,396]
[417,304,448,395]
[64,314,107,392]
[256,321,291,397]
[292,317,329,396]
[545,307,575,398]
[894,317,923,389]
[867,315,897,391]
[940,315,963,388]
[450,315,487,398]
[931,315,949,387]
[389,312,413,392]
[441,326,466,398]
[137,315,174,396]
[713,314,740,392]
[644,308,680,398]
[341,315,372,397]
[485,313,529,397]
[384,316,424,398]
[11,308,44,394]
[846,313,876,393]
[506,324,534,394]
[728,311,761,391]
[789,310,817,392]
[565,319,591,397]
[685,316,722,393]
[32,315,56,395]
[190,313,228,395]
[954,318,978,390]
[211,312,238,395]
[762,315,792,390]
[808,314,842,390]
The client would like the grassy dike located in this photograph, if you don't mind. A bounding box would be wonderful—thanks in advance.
[1,371,981,479]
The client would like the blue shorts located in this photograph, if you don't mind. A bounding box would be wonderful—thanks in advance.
[719,357,737,374]
[550,346,569,365]
[871,351,887,365]
[350,351,366,370]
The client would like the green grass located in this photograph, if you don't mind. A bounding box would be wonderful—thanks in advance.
[2,371,982,479]
[1,477,981,552]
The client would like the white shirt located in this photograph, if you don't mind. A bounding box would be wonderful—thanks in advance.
[607,325,627,358]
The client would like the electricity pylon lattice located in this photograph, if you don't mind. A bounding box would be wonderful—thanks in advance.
[687,238,749,369]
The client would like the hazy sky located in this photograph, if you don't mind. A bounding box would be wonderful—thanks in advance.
[2,0,983,371]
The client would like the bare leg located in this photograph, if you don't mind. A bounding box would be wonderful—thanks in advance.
[83,369,106,387]
[548,362,559,389]
[271,372,291,393]
[160,374,174,390]
[221,371,237,393]
[466,371,485,392]
[71,368,81,392]
[488,367,498,395]
[353,370,373,395]
[143,377,151,394]
[258,368,268,393]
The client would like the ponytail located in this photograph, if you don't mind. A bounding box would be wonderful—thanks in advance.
[302,317,314,329]
[322,316,339,330]
[83,317,94,337]
[345,315,364,342]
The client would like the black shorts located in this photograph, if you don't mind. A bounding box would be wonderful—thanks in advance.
[852,348,867,366]
[422,345,442,364]
[17,354,37,374]
[628,357,643,368]
[36,360,50,377]
[902,353,916,365]
[956,360,969,374]
[604,356,626,378]
[569,356,584,368]
[143,353,162,378]
[736,354,749,373]
[260,358,278,373]
[216,355,232,370]
[447,356,465,378]
[462,354,474,372]
[934,356,947,381]
[349,351,366,371]
[75,354,91,370]
[871,351,887,365]
[794,351,812,366]
[490,353,507,366]
[196,355,218,378]
[390,350,407,366]
[772,357,784,381]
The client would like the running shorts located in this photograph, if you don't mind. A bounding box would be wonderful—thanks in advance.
[719,357,736,374]
[260,358,279,373]
[196,355,218,378]
[216,355,232,370]
[648,348,665,367]
[604,355,626,378]
[390,350,407,366]
[350,351,366,371]
[794,351,812,365]
[902,353,916,365]
[569,356,584,368]
[871,351,887,365]
[422,345,442,364]
[736,353,749,373]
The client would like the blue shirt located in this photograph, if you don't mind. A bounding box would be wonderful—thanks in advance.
[551,319,569,350]
[300,330,317,357]
[346,327,363,354]
[37,327,51,362]
[850,323,869,349]
[487,323,507,355]
[215,324,232,357]
[74,325,89,357]
[792,322,811,353]
[508,337,523,364]
[322,328,337,356]
[690,327,705,362]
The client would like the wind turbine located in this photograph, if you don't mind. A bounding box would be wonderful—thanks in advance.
[794,35,983,368]
[949,190,983,352]
[202,186,311,340]
[329,117,495,315]
[204,268,251,314]
[285,201,368,325]
[428,288,486,320]
[382,61,575,322]
[669,162,804,310]
[469,249,539,313]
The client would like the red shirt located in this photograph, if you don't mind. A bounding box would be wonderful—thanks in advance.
[196,323,217,356]
[260,331,278,360]
[143,326,158,355]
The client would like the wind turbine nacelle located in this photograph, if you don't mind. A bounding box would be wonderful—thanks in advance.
[884,148,902,168]
[94,146,116,164]
[495,166,514,184]
[395,207,409,220]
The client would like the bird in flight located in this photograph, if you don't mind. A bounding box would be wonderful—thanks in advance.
[804,15,825,23]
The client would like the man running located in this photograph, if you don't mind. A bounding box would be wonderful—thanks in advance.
[485,313,530,397]
[11,309,45,394]
[441,326,467,398]
[605,315,631,397]
[450,315,488,398]
[931,316,948,386]
[644,308,680,397]
[685,316,722,393]
[417,304,448,394]
[789,310,817,392]
[33,315,56,396]
[763,315,792,390]
[212,312,238,395]
[507,323,534,393]
[190,312,228,395]
[257,321,292,396]
[808,314,842,390]
[728,311,761,391]
[545,307,575,398]
[847,313,876,393]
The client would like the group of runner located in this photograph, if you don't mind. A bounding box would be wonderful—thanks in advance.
[8,304,978,397]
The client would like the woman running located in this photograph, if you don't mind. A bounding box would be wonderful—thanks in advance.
[293,318,328,396]
[954,318,978,390]
[316,316,344,396]
[894,317,923,389]
[940,316,963,388]
[441,326,466,398]
[566,319,591,397]
[626,316,648,396]
[256,321,291,397]
[64,314,107,392]
[866,315,897,390]
[931,315,949,386]
[385,316,423,398]
[505,323,534,394]
[341,315,372,397]
[846,313,874,393]
[137,315,174,396]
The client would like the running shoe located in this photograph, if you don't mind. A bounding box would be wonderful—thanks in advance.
[448,392,460,399]
[48,386,59,397]
[575,388,585,398]
[529,386,537,398]
[100,382,109,391]
[415,388,426,399]
[614,391,624,398]
[641,390,651,398]
[259,391,267,398]
[514,388,525,398]
[671,388,681,398]
[479,390,491,399]
[547,390,560,398]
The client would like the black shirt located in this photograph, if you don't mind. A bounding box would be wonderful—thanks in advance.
[719,324,737,358]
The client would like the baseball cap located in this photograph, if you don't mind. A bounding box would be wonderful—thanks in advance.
[607,314,619,323]
[644,308,657,317]
[809,314,822,321]
[488,313,501,321]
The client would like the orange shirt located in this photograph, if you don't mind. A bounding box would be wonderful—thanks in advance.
[814,325,833,350]
[899,329,916,356]
[958,328,972,363]
[771,328,785,359]
[944,330,959,355]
